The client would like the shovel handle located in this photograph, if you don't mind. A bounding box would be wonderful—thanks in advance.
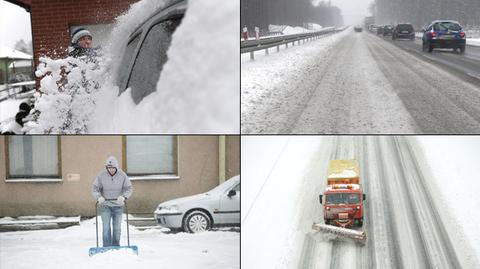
[95,199,130,247]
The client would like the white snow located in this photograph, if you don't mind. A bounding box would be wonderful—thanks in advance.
[0,216,239,269]
[328,170,357,178]
[415,136,480,262]
[0,98,24,123]
[242,136,480,268]
[468,38,480,47]
[31,0,239,134]
[241,136,326,269]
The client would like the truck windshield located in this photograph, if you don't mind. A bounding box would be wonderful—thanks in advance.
[326,193,360,204]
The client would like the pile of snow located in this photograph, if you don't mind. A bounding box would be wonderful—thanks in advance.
[0,215,239,269]
[268,24,287,33]
[467,38,480,47]
[282,26,312,35]
[31,0,239,134]
[0,98,25,123]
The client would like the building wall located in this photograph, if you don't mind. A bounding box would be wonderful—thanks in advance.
[30,0,138,67]
[0,136,240,217]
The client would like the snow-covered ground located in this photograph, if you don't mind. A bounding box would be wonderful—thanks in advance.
[415,136,480,259]
[242,136,480,268]
[242,27,480,134]
[0,216,239,269]
[0,98,24,123]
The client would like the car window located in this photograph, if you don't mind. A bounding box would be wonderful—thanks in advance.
[127,17,182,104]
[434,22,461,31]
[398,24,413,31]
[117,34,141,93]
[232,183,240,192]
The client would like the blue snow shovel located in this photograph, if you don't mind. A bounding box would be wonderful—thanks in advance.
[89,199,139,256]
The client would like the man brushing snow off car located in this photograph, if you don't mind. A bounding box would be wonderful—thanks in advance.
[92,156,133,247]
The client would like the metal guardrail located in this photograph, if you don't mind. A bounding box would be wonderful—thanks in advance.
[0,81,35,102]
[241,27,347,60]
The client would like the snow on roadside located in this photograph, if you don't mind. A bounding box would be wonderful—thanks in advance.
[413,136,480,267]
[241,136,329,269]
[0,216,239,269]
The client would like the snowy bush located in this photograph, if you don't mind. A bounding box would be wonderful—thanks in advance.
[29,55,105,134]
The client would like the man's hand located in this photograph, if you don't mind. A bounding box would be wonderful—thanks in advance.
[117,196,125,205]
[98,196,105,204]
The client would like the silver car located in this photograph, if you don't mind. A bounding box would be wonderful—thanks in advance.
[154,175,240,233]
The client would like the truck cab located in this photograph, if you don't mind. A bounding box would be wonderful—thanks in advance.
[319,160,366,228]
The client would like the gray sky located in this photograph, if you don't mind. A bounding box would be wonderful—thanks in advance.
[314,0,374,26]
[0,0,32,48]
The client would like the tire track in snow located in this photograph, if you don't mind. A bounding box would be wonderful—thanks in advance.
[392,137,462,268]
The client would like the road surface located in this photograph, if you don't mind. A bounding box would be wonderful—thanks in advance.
[241,29,480,133]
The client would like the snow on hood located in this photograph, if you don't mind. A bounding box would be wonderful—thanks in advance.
[159,175,240,207]
[105,156,119,169]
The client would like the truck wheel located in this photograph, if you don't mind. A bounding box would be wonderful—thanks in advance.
[358,218,364,227]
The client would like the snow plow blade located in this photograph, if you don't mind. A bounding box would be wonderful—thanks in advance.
[312,223,366,244]
[89,246,139,256]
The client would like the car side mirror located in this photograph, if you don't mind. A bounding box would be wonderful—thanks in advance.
[319,195,323,204]
[228,189,236,197]
[363,194,366,201]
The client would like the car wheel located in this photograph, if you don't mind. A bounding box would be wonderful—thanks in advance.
[183,210,211,233]
[459,46,465,54]
[358,217,364,227]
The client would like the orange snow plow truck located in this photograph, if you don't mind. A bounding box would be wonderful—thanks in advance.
[312,159,367,244]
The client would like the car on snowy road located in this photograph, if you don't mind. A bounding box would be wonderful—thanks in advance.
[422,20,466,54]
[154,175,240,233]
[392,23,415,40]
[116,0,187,104]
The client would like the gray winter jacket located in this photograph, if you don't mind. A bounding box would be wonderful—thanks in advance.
[92,156,133,207]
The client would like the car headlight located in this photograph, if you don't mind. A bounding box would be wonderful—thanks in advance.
[155,204,181,215]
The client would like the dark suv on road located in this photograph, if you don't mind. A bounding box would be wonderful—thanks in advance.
[422,20,466,54]
[392,23,415,40]
[382,25,394,36]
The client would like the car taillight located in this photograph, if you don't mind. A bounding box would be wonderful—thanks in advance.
[431,31,437,37]
[460,31,465,38]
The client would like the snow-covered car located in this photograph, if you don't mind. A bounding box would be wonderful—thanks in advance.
[116,0,186,104]
[154,175,240,233]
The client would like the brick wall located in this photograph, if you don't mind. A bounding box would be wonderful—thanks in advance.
[31,0,139,68]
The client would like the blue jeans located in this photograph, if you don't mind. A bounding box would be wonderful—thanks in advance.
[100,205,123,247]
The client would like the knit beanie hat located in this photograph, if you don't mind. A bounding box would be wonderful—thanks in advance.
[71,28,92,44]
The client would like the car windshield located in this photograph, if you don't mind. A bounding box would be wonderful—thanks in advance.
[434,22,461,31]
[326,193,360,204]
[398,24,413,31]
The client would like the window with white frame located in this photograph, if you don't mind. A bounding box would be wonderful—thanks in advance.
[125,136,177,175]
[7,136,59,178]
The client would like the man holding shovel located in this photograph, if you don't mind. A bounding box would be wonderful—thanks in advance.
[92,156,133,247]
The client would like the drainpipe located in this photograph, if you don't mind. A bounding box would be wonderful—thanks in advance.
[219,136,226,184]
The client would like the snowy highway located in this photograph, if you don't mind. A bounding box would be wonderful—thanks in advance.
[242,136,479,269]
[241,28,480,134]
